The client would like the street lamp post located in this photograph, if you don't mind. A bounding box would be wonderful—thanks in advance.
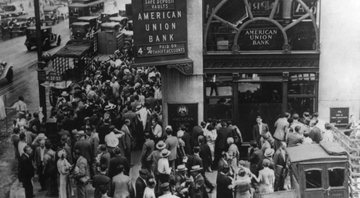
[34,0,47,121]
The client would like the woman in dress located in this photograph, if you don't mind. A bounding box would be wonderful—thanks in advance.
[257,159,275,193]
[203,123,217,160]
[57,149,72,198]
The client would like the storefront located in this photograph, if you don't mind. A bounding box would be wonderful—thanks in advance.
[203,0,320,141]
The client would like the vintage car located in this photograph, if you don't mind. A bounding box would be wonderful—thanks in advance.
[255,142,348,198]
[43,6,61,26]
[0,60,13,83]
[24,26,61,51]
[10,15,35,35]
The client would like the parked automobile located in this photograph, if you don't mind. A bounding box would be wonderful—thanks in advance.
[24,26,61,51]
[0,60,13,83]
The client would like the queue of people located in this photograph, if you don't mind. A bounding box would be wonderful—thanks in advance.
[9,47,337,198]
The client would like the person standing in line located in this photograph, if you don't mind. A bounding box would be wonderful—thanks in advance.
[109,165,134,198]
[73,149,90,198]
[165,126,178,170]
[33,139,47,191]
[135,169,149,198]
[216,164,233,198]
[19,145,35,198]
[140,133,155,170]
[252,116,269,148]
[273,113,290,151]
[57,149,72,198]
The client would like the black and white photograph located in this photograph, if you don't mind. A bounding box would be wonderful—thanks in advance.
[0,0,356,198]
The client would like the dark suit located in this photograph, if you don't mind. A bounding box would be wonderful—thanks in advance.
[191,125,203,147]
[92,174,110,198]
[249,147,263,176]
[19,154,34,198]
[199,144,212,171]
[252,123,269,147]
[186,154,203,171]
[273,149,287,191]
[182,131,192,155]
[214,126,232,167]
[108,155,130,178]
[140,139,154,169]
[33,147,47,190]
[135,177,147,198]
[74,139,93,166]
[216,172,233,198]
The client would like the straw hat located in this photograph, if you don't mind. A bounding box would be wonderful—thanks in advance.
[176,164,188,172]
[264,148,275,158]
[156,140,166,150]
[190,165,203,172]
[161,149,171,158]
[61,91,69,97]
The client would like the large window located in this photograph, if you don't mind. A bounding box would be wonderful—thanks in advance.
[328,168,345,187]
[305,169,322,189]
[287,73,317,115]
[203,0,319,53]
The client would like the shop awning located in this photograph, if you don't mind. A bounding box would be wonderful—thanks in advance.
[55,40,91,58]
[204,53,319,73]
[132,58,193,75]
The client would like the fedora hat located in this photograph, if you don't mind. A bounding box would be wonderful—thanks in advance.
[61,91,69,97]
[190,165,203,172]
[156,140,166,150]
[176,164,188,172]
[161,149,171,158]
[104,104,116,111]
[135,104,142,111]
[264,148,275,158]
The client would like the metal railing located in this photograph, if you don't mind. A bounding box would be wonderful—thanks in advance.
[333,128,360,198]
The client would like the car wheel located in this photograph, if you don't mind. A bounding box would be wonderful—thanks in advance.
[26,45,31,51]
[6,68,13,83]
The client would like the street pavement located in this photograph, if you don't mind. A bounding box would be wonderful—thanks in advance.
[0,19,70,198]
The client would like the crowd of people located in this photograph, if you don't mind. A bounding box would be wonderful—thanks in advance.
[9,48,338,198]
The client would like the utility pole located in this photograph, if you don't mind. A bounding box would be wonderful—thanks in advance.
[34,0,47,121]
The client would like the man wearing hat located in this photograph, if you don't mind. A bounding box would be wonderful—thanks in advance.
[263,148,275,169]
[157,149,171,183]
[159,182,179,198]
[189,165,207,198]
[147,140,166,174]
[135,169,149,198]
[174,165,190,198]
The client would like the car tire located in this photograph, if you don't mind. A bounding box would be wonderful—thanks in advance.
[6,68,13,83]
[26,45,31,51]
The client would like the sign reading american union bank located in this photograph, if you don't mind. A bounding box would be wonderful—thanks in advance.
[132,0,187,59]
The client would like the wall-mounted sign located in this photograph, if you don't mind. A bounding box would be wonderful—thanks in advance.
[249,0,279,17]
[168,103,198,132]
[330,107,349,127]
[132,0,187,61]
[292,0,318,18]
[238,21,283,50]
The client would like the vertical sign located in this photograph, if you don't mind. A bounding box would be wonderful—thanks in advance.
[330,107,349,127]
[132,0,187,60]
[168,103,198,132]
